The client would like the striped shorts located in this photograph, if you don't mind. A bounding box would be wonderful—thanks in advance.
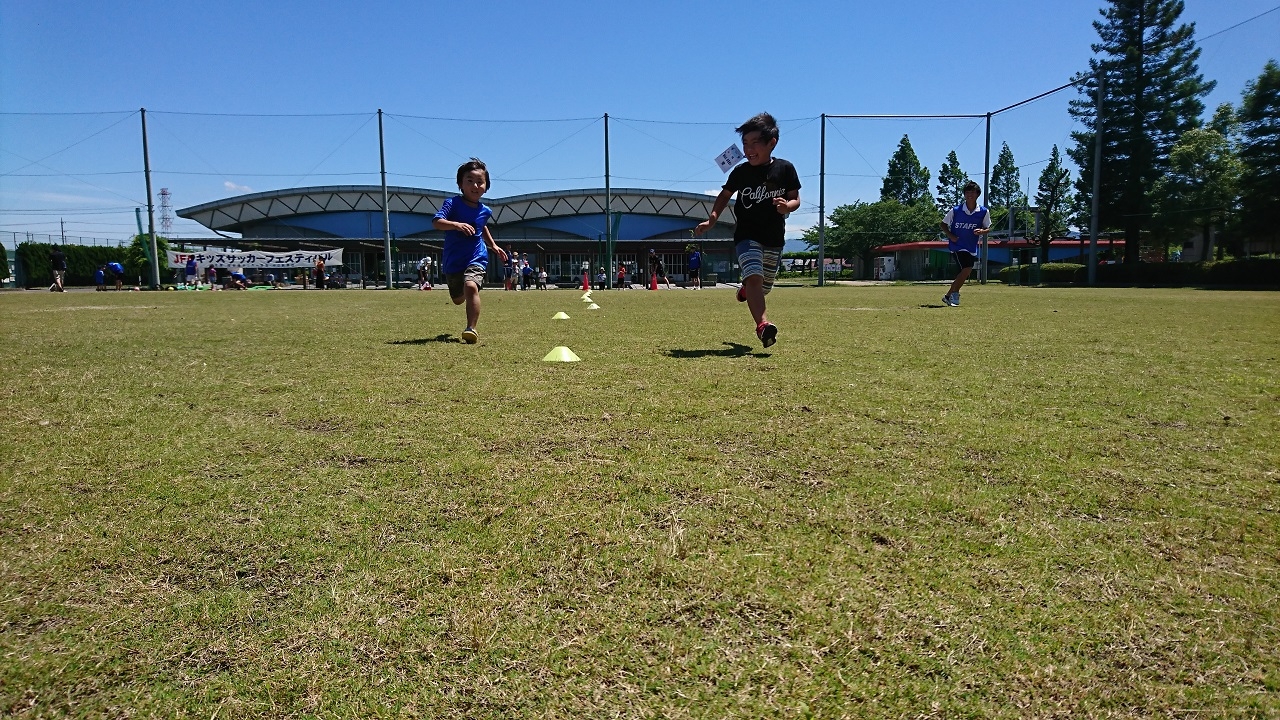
[735,240,781,295]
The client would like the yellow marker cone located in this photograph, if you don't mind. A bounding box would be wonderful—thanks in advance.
[580,292,592,300]
[581,295,595,303]
[542,346,581,362]
[587,303,601,310]
[552,311,571,320]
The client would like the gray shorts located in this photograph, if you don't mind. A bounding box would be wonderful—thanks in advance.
[446,264,485,300]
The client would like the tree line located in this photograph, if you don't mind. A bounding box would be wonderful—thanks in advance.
[808,0,1280,271]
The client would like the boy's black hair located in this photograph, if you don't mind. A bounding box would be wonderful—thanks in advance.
[736,112,779,142]
[962,180,982,195]
[456,157,490,190]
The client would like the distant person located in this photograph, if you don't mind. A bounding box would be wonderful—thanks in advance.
[432,157,507,344]
[646,249,672,289]
[49,245,66,292]
[595,267,607,290]
[184,256,199,287]
[94,265,106,292]
[206,265,219,289]
[314,257,326,290]
[939,180,990,307]
[521,255,532,290]
[107,261,126,291]
[695,112,800,349]
[417,256,432,290]
[687,247,702,289]
[505,246,517,290]
[537,267,547,290]
[617,264,628,289]
[229,270,249,289]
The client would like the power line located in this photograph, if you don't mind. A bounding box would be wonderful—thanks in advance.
[1199,4,1280,42]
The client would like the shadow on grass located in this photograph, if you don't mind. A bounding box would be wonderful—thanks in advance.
[387,334,457,345]
[664,342,770,359]
[919,303,949,309]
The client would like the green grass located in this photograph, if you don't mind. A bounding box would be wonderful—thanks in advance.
[2,285,1278,718]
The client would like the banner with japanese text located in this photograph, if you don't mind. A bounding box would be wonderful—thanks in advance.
[168,248,343,270]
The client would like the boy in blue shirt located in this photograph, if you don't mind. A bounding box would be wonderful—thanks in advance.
[939,180,991,307]
[695,113,801,348]
[94,265,106,292]
[433,158,508,344]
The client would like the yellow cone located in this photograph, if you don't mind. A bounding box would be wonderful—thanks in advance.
[542,346,581,362]
[580,292,592,300]
[587,303,601,310]
[581,296,594,303]
[552,312,571,320]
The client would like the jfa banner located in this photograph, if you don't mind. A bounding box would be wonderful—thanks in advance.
[168,248,343,269]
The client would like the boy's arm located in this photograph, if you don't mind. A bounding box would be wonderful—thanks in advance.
[483,226,507,264]
[772,190,800,215]
[694,188,735,236]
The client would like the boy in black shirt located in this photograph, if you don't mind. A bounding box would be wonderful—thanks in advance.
[695,113,800,348]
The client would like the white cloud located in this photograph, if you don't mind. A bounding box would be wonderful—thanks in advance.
[224,181,252,194]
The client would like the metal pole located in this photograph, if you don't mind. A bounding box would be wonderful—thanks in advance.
[604,113,612,289]
[1088,75,1104,286]
[978,112,992,284]
[818,114,826,287]
[379,109,393,289]
[140,108,161,289]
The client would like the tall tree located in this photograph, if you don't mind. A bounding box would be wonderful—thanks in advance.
[935,151,968,213]
[1151,129,1240,260]
[880,135,931,206]
[988,143,1025,210]
[988,142,1030,237]
[1237,60,1280,250]
[1068,0,1214,264]
[1034,145,1073,256]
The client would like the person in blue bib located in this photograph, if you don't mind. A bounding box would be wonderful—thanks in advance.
[184,256,199,287]
[433,158,508,344]
[94,265,106,292]
[687,246,702,289]
[107,261,126,291]
[940,180,991,307]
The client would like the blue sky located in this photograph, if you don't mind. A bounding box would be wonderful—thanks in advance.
[1,0,1277,248]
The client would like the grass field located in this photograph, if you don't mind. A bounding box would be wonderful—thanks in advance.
[2,284,1278,718]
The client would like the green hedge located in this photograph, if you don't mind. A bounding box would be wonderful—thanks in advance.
[0,246,9,282]
[998,259,1279,287]
[16,242,129,288]
[1097,258,1280,287]
[998,263,1086,285]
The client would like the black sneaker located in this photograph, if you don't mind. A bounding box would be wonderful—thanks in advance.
[757,322,777,348]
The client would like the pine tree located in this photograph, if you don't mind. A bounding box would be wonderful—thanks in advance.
[880,135,932,206]
[935,151,968,213]
[1034,145,1073,255]
[988,143,1024,210]
[1068,0,1214,264]
[1237,60,1280,250]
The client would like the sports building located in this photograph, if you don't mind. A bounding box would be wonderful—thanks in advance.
[178,185,740,286]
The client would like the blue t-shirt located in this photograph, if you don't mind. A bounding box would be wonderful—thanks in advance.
[688,252,701,270]
[185,258,198,275]
[435,196,493,274]
[94,269,105,285]
[107,262,125,275]
[945,204,990,255]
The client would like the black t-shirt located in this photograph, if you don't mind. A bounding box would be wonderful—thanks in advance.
[723,158,801,247]
[51,250,66,270]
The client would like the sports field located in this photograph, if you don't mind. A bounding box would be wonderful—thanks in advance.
[2,285,1277,717]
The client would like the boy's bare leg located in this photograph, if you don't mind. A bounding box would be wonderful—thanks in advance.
[744,274,768,326]
[464,281,481,329]
[948,267,972,296]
